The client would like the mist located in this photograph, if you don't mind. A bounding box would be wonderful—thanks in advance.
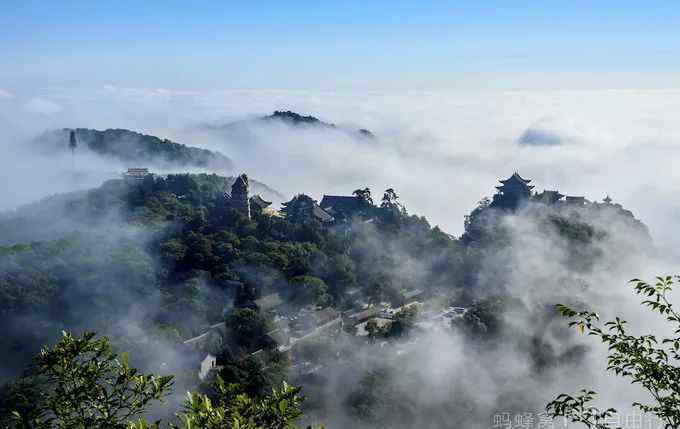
[2,86,680,427]
[4,87,680,246]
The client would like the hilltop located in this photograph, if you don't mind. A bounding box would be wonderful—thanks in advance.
[33,128,235,170]
[200,110,375,139]
[0,170,653,427]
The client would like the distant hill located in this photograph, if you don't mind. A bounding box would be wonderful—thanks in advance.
[202,110,375,139]
[263,110,332,127]
[34,128,234,170]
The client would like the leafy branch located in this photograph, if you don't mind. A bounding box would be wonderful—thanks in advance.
[548,276,680,429]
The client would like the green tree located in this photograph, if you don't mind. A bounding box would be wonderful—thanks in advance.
[225,309,270,351]
[547,276,680,429]
[378,188,404,230]
[323,255,356,304]
[152,377,322,429]
[288,276,330,308]
[387,305,418,338]
[8,331,173,429]
[3,331,322,429]
[352,188,373,206]
[380,189,399,209]
[365,319,381,343]
[208,352,287,399]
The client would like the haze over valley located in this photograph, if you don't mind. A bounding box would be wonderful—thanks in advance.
[2,2,680,428]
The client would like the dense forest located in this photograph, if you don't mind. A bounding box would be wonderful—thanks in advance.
[0,170,651,427]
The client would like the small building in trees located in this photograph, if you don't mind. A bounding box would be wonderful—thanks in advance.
[224,173,251,219]
[124,167,151,181]
[343,306,382,326]
[123,168,154,191]
[490,172,534,209]
[199,353,223,380]
[565,196,588,205]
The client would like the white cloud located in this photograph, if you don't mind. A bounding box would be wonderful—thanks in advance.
[24,97,63,115]
[4,87,680,256]
[0,89,15,100]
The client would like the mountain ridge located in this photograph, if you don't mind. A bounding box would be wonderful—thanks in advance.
[200,110,375,139]
[34,128,235,170]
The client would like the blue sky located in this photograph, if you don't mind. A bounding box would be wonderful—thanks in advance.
[2,0,680,91]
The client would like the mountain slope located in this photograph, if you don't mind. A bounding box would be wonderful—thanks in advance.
[34,128,234,170]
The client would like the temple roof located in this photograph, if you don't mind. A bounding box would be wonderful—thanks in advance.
[250,194,272,209]
[500,172,532,184]
[312,205,333,222]
[565,196,587,204]
[124,168,151,178]
[319,195,363,215]
[496,172,534,190]
[232,174,249,189]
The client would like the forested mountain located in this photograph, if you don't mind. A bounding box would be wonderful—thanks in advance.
[0,171,651,427]
[33,128,234,170]
[0,175,283,246]
[203,110,375,139]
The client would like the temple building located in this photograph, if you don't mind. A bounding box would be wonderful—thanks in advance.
[565,196,587,205]
[123,168,154,191]
[249,195,272,216]
[538,190,564,205]
[281,194,333,224]
[491,172,534,209]
[224,174,251,219]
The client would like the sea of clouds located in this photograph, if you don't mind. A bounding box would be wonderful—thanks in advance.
[2,86,680,427]
[2,86,680,253]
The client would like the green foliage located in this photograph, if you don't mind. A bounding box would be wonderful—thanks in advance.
[387,305,419,338]
[548,276,680,429]
[287,276,330,308]
[365,319,381,343]
[453,295,517,337]
[212,356,287,399]
[225,309,271,352]
[345,368,392,423]
[0,233,160,376]
[129,378,322,429]
[167,377,322,429]
[352,187,373,206]
[1,331,320,429]
[322,255,356,304]
[8,331,173,429]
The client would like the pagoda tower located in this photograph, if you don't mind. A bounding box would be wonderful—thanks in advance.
[491,172,534,209]
[225,173,251,219]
